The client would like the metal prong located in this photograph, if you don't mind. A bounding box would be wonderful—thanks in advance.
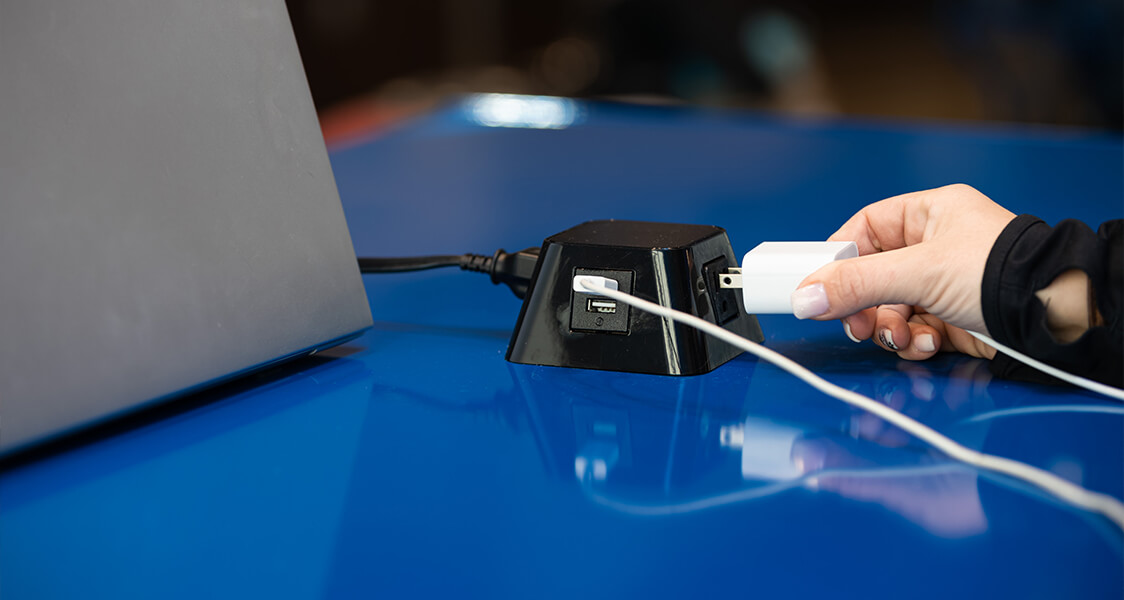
[719,268,743,289]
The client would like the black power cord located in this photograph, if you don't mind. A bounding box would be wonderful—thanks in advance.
[357,247,541,298]
[357,255,473,272]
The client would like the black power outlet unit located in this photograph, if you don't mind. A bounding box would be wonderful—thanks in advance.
[506,220,763,376]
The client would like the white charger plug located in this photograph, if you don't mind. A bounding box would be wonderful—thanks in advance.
[722,242,858,314]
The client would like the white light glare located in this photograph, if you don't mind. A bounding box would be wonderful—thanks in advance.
[469,94,579,130]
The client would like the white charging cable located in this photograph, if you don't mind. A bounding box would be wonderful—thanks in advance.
[577,277,1124,530]
[967,331,1124,402]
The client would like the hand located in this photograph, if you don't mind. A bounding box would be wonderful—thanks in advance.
[791,184,1016,360]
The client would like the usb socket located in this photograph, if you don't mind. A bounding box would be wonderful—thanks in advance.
[587,298,617,314]
[571,267,633,334]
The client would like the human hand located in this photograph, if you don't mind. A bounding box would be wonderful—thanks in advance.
[790,184,1016,360]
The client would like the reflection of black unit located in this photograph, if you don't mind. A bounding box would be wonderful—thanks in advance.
[513,363,754,498]
[507,220,763,376]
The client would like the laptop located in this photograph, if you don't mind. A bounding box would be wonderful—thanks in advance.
[0,0,373,454]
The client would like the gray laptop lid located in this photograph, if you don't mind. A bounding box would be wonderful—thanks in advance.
[0,0,373,453]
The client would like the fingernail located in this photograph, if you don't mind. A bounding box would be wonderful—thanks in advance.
[843,321,862,343]
[878,329,899,351]
[791,284,829,320]
[915,333,936,353]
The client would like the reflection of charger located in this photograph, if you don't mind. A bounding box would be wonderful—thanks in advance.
[721,418,804,481]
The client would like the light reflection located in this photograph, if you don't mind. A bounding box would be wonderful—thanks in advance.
[722,418,803,481]
[384,349,1117,543]
[468,93,580,129]
[510,360,1001,539]
[789,436,989,537]
[575,440,618,483]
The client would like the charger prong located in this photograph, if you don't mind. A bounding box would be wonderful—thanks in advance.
[719,268,743,289]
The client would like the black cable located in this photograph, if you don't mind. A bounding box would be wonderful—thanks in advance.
[357,255,472,273]
[357,247,541,298]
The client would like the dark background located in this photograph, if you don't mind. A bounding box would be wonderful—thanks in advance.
[286,0,1123,130]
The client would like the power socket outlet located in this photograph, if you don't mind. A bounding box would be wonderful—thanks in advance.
[702,255,740,326]
[506,220,763,376]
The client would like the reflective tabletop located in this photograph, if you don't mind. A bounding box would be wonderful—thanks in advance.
[3,97,1122,598]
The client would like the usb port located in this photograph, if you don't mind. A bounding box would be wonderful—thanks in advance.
[587,298,617,314]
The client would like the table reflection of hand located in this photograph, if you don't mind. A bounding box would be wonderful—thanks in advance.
[791,435,988,538]
[790,357,995,538]
[848,357,994,449]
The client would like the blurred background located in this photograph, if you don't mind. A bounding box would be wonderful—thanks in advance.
[284,0,1123,141]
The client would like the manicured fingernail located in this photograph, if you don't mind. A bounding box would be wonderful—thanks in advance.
[878,329,899,351]
[791,284,829,319]
[915,333,936,353]
[843,321,862,343]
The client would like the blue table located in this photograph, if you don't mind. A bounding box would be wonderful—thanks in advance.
[3,97,1122,598]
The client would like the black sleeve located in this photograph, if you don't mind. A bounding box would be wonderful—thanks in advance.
[981,215,1122,387]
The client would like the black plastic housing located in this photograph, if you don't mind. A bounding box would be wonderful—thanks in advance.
[506,220,764,376]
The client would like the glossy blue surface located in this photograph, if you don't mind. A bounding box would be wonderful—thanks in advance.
[3,98,1123,599]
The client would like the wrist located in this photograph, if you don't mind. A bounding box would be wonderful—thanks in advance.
[1034,269,1096,343]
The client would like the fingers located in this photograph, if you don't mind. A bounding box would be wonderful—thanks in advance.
[853,310,997,361]
[869,310,941,359]
[841,308,876,342]
[817,185,1014,329]
[826,184,994,254]
[825,188,938,254]
[812,184,1014,347]
[894,319,941,361]
[793,245,931,320]
[942,322,998,360]
[842,304,911,342]
[907,313,996,359]
[841,307,944,360]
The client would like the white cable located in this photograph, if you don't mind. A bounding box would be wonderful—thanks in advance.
[967,331,1124,401]
[962,405,1124,424]
[579,279,1124,530]
[584,463,1124,552]
[585,464,963,517]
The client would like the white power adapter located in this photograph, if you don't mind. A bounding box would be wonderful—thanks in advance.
[722,242,858,314]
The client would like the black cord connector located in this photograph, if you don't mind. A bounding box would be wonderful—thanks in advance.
[357,247,541,299]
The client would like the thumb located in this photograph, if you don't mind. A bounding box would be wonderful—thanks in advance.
[791,246,931,320]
